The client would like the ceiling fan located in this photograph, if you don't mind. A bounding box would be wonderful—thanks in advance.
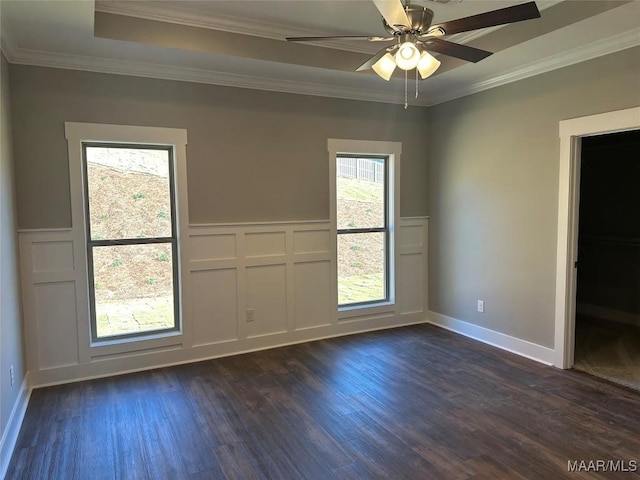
[286,0,541,82]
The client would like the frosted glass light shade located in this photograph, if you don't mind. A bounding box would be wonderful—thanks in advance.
[372,53,397,81]
[417,51,441,79]
[395,42,421,70]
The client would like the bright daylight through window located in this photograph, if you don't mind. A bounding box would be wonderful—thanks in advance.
[336,156,388,306]
[83,145,179,340]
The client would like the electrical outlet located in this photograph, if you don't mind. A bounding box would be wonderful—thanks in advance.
[246,308,255,322]
[10,365,14,387]
[477,300,484,313]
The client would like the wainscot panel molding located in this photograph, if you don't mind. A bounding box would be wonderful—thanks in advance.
[18,229,83,378]
[18,218,428,387]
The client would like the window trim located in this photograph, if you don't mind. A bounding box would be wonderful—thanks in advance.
[82,142,181,342]
[336,154,390,307]
[328,139,401,319]
[65,123,190,360]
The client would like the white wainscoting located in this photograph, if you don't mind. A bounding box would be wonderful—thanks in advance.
[397,217,429,316]
[18,218,428,387]
[18,229,82,379]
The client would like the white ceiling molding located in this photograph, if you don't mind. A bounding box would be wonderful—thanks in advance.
[94,2,378,55]
[2,2,638,108]
[6,47,423,107]
[88,0,610,104]
[4,25,638,108]
[95,0,563,53]
[428,27,640,105]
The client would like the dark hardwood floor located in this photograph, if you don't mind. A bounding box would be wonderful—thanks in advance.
[7,324,640,479]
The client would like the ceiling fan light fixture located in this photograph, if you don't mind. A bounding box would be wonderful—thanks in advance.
[372,53,397,80]
[395,42,420,70]
[417,51,441,79]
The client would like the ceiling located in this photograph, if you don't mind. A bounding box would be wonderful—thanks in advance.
[1,0,639,106]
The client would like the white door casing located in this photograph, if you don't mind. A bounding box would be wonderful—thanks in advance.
[555,107,640,368]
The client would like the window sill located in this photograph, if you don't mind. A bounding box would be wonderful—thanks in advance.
[89,330,183,358]
[338,301,396,320]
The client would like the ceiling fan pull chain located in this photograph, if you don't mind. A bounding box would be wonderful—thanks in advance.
[415,69,419,99]
[404,70,408,109]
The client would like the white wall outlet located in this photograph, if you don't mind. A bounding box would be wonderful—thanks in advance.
[477,300,485,313]
[10,365,14,387]
[246,308,255,322]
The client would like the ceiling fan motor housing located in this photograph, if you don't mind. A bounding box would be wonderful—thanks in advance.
[382,7,434,35]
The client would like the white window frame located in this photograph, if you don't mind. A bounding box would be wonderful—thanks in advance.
[65,123,190,359]
[328,139,401,319]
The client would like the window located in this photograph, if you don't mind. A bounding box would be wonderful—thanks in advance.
[336,156,388,306]
[328,139,401,313]
[83,145,179,340]
[66,122,188,353]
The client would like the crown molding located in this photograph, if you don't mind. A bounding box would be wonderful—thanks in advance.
[4,25,637,109]
[6,47,429,107]
[94,2,378,55]
[94,0,563,54]
[428,27,640,106]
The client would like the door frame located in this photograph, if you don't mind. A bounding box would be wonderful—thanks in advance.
[554,107,640,368]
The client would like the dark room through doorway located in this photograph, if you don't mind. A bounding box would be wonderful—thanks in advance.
[573,129,640,391]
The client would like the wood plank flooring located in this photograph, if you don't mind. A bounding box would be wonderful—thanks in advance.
[6,324,640,479]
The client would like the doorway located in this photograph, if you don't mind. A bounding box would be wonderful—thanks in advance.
[572,130,640,390]
[554,107,640,370]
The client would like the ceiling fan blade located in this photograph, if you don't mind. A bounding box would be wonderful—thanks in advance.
[372,0,412,30]
[421,38,492,63]
[356,44,399,72]
[286,35,393,42]
[431,1,540,36]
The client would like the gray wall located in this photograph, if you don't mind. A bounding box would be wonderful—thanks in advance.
[9,66,430,229]
[1,55,25,437]
[7,44,639,359]
[428,46,640,347]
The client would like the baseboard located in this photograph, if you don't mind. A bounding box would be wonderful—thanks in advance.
[29,313,428,388]
[0,377,31,480]
[577,303,640,327]
[428,311,555,366]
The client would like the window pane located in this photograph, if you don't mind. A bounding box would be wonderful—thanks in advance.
[86,147,172,240]
[338,232,386,305]
[336,157,385,230]
[92,243,175,338]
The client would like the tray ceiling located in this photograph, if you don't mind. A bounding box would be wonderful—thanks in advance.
[1,0,638,106]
